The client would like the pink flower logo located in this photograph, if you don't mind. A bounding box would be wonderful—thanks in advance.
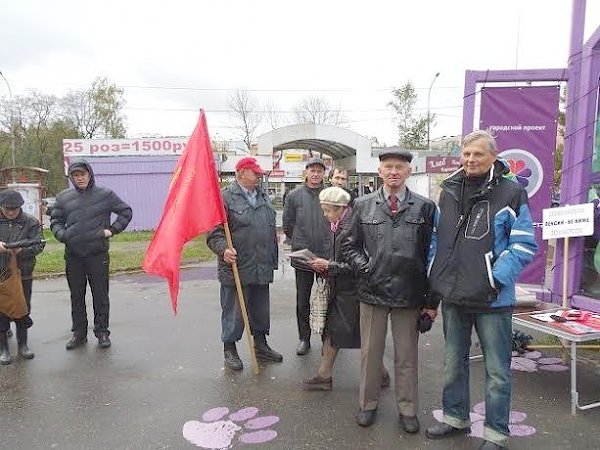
[183,406,279,449]
[433,402,536,438]
[511,350,569,373]
[507,159,532,189]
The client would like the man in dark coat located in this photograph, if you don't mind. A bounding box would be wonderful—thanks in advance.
[0,190,45,365]
[425,131,537,450]
[51,159,132,350]
[282,157,332,355]
[343,150,437,432]
[207,157,282,371]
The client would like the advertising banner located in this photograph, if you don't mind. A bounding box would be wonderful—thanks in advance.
[480,85,560,284]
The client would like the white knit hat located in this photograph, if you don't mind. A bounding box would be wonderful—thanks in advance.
[319,187,350,206]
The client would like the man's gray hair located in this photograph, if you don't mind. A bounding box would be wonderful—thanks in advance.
[462,130,498,155]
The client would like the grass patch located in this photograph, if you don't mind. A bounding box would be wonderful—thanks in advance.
[36,231,215,275]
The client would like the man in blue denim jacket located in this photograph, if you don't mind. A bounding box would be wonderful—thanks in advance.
[426,130,537,450]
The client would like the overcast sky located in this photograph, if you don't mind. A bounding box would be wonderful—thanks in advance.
[1,0,599,146]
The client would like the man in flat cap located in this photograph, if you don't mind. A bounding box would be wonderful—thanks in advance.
[343,149,437,431]
[207,157,283,371]
[51,159,132,350]
[283,156,332,355]
[0,190,45,365]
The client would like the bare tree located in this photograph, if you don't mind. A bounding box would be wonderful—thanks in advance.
[293,96,345,125]
[228,89,261,151]
[264,98,283,130]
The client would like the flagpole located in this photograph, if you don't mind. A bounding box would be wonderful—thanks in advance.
[223,221,260,375]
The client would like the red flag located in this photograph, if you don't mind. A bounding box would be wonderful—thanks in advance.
[143,110,226,313]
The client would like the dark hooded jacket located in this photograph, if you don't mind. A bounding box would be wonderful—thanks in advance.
[50,159,133,257]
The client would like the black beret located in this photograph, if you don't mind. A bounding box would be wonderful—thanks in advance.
[378,149,413,163]
[0,189,24,208]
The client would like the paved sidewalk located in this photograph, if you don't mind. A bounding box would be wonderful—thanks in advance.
[1,261,599,449]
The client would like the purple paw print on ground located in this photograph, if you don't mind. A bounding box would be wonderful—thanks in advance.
[511,350,569,373]
[433,402,536,438]
[183,406,279,449]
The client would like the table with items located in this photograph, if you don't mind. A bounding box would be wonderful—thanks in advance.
[512,308,600,415]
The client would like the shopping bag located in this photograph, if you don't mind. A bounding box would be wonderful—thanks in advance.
[309,277,329,334]
[0,255,28,319]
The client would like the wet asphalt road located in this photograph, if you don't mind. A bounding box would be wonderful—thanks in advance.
[1,259,600,450]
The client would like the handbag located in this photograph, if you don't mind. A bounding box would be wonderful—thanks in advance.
[309,276,329,334]
[0,255,28,319]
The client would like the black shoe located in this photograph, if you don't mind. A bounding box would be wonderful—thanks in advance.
[426,422,471,439]
[97,333,111,349]
[400,415,420,433]
[296,340,310,355]
[16,328,34,360]
[356,409,377,427]
[66,334,87,350]
[479,441,506,450]
[255,340,283,362]
[224,344,243,371]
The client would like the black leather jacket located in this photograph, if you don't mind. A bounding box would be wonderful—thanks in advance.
[342,187,436,308]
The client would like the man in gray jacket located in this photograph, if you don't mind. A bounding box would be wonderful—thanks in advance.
[51,159,132,350]
[207,157,283,371]
[282,157,331,355]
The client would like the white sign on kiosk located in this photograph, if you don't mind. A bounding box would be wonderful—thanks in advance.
[542,203,594,240]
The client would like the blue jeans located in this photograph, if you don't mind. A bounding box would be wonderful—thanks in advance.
[220,284,270,343]
[441,303,512,447]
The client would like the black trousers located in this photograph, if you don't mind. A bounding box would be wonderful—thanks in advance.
[66,252,110,337]
[0,278,33,332]
[295,269,317,341]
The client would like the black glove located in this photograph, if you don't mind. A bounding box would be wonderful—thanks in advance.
[417,313,433,334]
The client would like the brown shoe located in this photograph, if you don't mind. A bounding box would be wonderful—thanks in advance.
[302,374,332,391]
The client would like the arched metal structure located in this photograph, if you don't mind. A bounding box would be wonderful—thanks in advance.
[256,123,373,171]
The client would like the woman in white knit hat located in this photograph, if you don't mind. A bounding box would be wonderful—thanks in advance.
[303,187,389,390]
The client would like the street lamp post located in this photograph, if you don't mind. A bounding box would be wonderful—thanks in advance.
[0,70,16,166]
[427,72,440,150]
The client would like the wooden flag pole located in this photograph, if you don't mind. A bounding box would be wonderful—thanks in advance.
[223,221,260,375]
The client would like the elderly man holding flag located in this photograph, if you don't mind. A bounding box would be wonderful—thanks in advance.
[207,157,282,371]
[143,111,280,374]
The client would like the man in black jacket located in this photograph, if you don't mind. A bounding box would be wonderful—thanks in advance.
[343,150,437,431]
[51,159,132,350]
[282,157,332,355]
[207,157,282,371]
[0,190,45,365]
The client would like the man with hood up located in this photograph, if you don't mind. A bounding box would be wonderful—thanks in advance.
[51,159,132,350]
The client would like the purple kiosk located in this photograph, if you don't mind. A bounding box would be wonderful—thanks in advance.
[462,0,600,313]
